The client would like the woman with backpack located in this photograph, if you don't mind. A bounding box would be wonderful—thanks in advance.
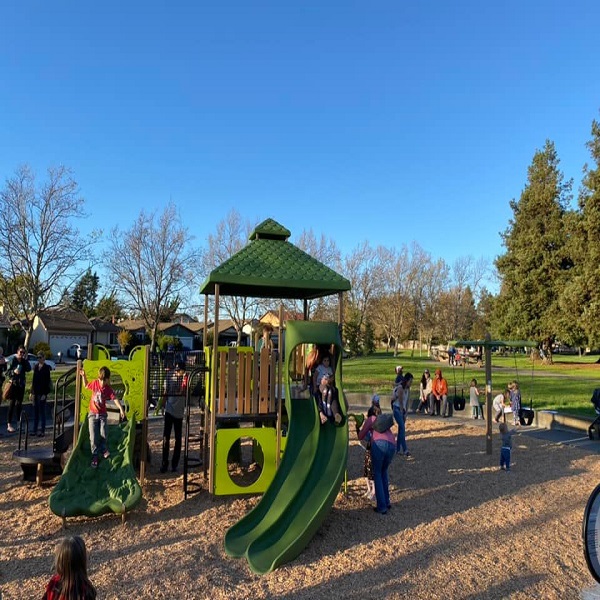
[358,409,396,515]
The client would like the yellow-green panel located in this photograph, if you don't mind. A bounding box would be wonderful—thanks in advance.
[214,427,278,496]
[80,345,147,423]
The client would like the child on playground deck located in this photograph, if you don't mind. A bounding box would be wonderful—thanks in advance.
[317,373,343,425]
[42,535,97,600]
[161,362,187,473]
[80,366,125,468]
[312,354,334,393]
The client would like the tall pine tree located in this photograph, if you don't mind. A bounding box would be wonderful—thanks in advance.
[71,269,99,316]
[560,117,600,351]
[494,140,573,362]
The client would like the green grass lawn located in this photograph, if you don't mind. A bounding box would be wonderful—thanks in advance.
[341,350,600,417]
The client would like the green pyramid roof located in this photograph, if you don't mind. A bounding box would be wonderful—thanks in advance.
[200,218,351,300]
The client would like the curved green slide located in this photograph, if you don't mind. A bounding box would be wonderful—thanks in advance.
[49,416,142,518]
[224,321,349,574]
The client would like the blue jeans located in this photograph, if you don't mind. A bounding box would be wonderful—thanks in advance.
[392,404,407,453]
[33,394,47,434]
[500,447,511,470]
[370,439,395,513]
[88,413,108,457]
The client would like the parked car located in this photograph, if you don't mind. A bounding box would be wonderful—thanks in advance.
[67,344,87,359]
[5,353,56,371]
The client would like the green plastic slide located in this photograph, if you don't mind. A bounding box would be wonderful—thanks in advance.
[224,321,349,574]
[48,416,142,518]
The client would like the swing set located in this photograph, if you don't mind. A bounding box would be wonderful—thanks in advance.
[450,336,538,454]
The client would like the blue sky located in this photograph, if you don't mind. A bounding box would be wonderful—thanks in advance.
[1,1,599,296]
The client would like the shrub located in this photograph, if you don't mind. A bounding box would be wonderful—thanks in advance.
[33,342,52,359]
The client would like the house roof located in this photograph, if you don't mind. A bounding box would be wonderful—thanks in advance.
[157,322,197,335]
[118,319,146,332]
[38,307,94,332]
[199,218,351,300]
[259,309,303,324]
[118,319,204,335]
[90,317,120,333]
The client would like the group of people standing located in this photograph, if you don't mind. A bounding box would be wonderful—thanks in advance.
[2,345,52,436]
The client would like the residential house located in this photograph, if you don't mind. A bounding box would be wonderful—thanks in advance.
[30,307,94,357]
[118,319,201,350]
[90,317,121,350]
[0,306,13,350]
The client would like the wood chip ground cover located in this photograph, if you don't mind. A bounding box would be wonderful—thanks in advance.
[0,416,597,599]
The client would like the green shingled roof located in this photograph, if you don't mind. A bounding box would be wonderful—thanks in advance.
[200,219,351,300]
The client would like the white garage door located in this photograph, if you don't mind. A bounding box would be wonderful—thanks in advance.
[49,334,89,358]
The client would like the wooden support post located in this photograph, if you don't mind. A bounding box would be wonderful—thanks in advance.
[209,284,220,495]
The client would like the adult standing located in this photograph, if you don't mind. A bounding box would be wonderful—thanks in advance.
[417,369,432,414]
[358,412,395,514]
[32,352,52,436]
[6,346,32,432]
[493,390,506,423]
[161,362,187,473]
[392,372,413,456]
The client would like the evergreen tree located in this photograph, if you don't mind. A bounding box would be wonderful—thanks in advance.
[71,269,99,316]
[494,140,573,363]
[560,117,600,350]
[363,319,376,355]
[95,293,125,321]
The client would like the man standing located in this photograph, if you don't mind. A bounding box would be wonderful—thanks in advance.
[6,346,32,432]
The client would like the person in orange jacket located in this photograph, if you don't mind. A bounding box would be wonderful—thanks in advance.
[431,368,450,417]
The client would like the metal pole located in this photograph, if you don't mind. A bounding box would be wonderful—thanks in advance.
[485,333,493,455]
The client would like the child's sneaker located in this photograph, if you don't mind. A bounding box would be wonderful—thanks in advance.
[103,450,110,459]
[91,456,99,468]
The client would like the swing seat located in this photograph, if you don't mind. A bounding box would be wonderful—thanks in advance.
[452,388,465,411]
[587,389,600,439]
[519,407,535,426]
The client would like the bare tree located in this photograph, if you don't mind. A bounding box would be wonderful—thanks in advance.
[420,258,450,348]
[202,209,262,344]
[343,241,383,349]
[103,203,199,351]
[291,228,342,320]
[0,165,95,347]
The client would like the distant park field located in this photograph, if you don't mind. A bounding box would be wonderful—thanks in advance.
[342,350,600,417]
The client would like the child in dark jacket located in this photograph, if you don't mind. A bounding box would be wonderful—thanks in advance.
[499,422,518,471]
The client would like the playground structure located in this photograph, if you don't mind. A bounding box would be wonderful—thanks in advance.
[197,218,351,573]
[14,217,353,572]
